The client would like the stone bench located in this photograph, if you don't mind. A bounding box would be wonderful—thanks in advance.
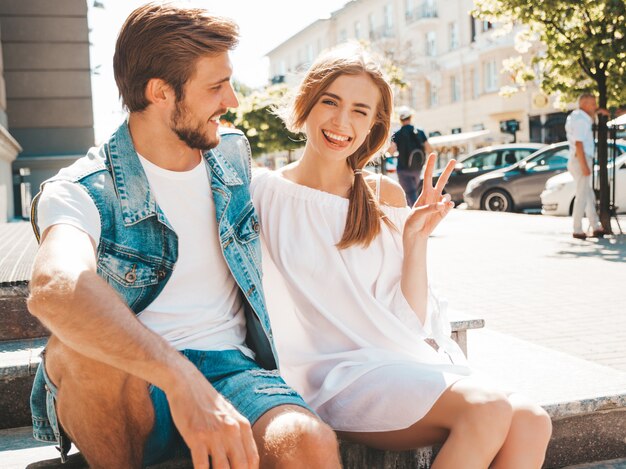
[0,221,492,468]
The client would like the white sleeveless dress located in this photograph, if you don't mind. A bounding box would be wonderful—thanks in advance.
[251,169,471,432]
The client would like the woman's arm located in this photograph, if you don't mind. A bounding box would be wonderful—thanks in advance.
[394,155,455,325]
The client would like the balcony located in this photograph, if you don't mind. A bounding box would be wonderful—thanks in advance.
[368,25,395,41]
[406,1,438,24]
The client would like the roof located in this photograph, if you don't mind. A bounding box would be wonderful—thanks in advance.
[428,129,490,146]
[608,114,626,127]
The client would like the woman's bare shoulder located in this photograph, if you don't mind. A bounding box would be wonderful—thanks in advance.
[364,171,408,208]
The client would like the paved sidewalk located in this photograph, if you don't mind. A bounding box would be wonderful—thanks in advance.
[428,209,626,372]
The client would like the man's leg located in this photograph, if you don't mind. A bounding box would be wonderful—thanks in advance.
[397,170,419,206]
[252,404,340,469]
[581,177,601,231]
[45,335,155,469]
[571,172,587,234]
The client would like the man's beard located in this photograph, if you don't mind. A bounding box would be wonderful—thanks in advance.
[170,100,219,151]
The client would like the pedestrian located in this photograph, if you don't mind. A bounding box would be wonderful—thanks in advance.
[26,3,340,468]
[388,106,434,206]
[565,93,608,239]
[252,45,552,469]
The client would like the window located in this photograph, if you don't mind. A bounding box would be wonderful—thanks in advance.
[451,75,461,102]
[498,150,529,167]
[429,85,439,107]
[405,0,414,20]
[470,16,476,42]
[472,68,480,98]
[484,59,498,92]
[339,28,348,43]
[464,151,499,171]
[482,21,493,32]
[449,22,459,50]
[317,39,322,55]
[426,31,437,56]
[384,3,393,31]
[368,13,376,39]
[279,60,286,75]
[306,44,313,64]
[525,147,569,172]
[354,20,361,39]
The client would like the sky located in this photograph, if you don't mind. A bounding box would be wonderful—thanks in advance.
[88,0,348,142]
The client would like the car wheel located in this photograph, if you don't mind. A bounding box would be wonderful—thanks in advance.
[482,189,514,212]
[569,198,575,216]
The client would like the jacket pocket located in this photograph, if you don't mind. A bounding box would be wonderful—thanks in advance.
[98,240,160,287]
[234,204,260,244]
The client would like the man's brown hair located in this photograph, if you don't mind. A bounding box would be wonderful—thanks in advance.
[114,2,239,112]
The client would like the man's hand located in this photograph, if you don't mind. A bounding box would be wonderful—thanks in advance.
[167,363,259,469]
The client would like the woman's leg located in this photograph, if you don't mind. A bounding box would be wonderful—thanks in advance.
[491,393,552,469]
[338,377,514,469]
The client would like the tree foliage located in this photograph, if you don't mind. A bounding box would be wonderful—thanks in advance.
[234,84,304,157]
[473,0,626,107]
[474,0,626,232]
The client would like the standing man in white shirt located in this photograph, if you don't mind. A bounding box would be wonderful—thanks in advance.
[565,93,607,240]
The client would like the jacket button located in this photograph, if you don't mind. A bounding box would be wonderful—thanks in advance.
[157,270,166,280]
[125,271,137,283]
[252,221,260,233]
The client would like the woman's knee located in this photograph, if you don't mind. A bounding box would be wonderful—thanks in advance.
[455,389,514,443]
[512,402,553,445]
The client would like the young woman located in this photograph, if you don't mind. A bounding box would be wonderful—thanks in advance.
[251,45,552,468]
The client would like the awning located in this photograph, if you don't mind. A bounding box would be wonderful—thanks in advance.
[608,114,626,127]
[428,129,490,146]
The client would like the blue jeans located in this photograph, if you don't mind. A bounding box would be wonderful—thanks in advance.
[397,169,423,206]
[33,349,312,466]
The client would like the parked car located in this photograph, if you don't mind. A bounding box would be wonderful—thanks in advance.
[433,143,545,204]
[464,141,626,212]
[541,143,626,215]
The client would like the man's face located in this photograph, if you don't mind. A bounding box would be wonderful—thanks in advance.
[170,53,238,151]
[580,96,598,117]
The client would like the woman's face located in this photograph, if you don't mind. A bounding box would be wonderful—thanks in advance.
[304,72,380,162]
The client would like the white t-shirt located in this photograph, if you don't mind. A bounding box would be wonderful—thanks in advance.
[565,109,594,160]
[37,154,253,356]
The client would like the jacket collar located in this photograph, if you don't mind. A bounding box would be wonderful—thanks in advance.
[106,121,242,226]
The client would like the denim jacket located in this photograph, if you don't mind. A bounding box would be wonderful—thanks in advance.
[29,121,277,442]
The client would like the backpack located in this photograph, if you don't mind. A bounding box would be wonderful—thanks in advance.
[397,126,426,172]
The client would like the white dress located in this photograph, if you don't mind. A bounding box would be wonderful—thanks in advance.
[251,169,471,432]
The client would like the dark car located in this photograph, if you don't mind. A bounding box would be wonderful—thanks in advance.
[433,143,544,204]
[463,141,626,212]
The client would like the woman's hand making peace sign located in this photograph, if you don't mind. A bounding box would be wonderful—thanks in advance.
[403,153,456,242]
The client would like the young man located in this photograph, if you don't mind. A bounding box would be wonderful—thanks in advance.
[565,93,607,240]
[388,106,434,206]
[27,3,340,468]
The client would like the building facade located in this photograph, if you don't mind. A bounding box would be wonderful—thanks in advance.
[266,0,567,157]
[0,0,94,221]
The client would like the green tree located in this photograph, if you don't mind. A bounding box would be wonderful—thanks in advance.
[235,84,304,161]
[474,0,626,233]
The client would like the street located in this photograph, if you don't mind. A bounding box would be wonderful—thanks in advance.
[428,209,626,372]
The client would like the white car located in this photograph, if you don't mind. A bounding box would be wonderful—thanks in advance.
[541,148,626,216]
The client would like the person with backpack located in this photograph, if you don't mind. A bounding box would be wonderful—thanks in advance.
[389,106,434,206]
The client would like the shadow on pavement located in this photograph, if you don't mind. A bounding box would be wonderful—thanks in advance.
[550,234,626,263]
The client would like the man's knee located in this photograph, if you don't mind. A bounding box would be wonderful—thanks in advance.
[259,408,339,465]
[289,416,338,460]
[44,336,154,445]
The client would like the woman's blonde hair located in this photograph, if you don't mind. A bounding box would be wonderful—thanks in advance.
[281,44,395,249]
